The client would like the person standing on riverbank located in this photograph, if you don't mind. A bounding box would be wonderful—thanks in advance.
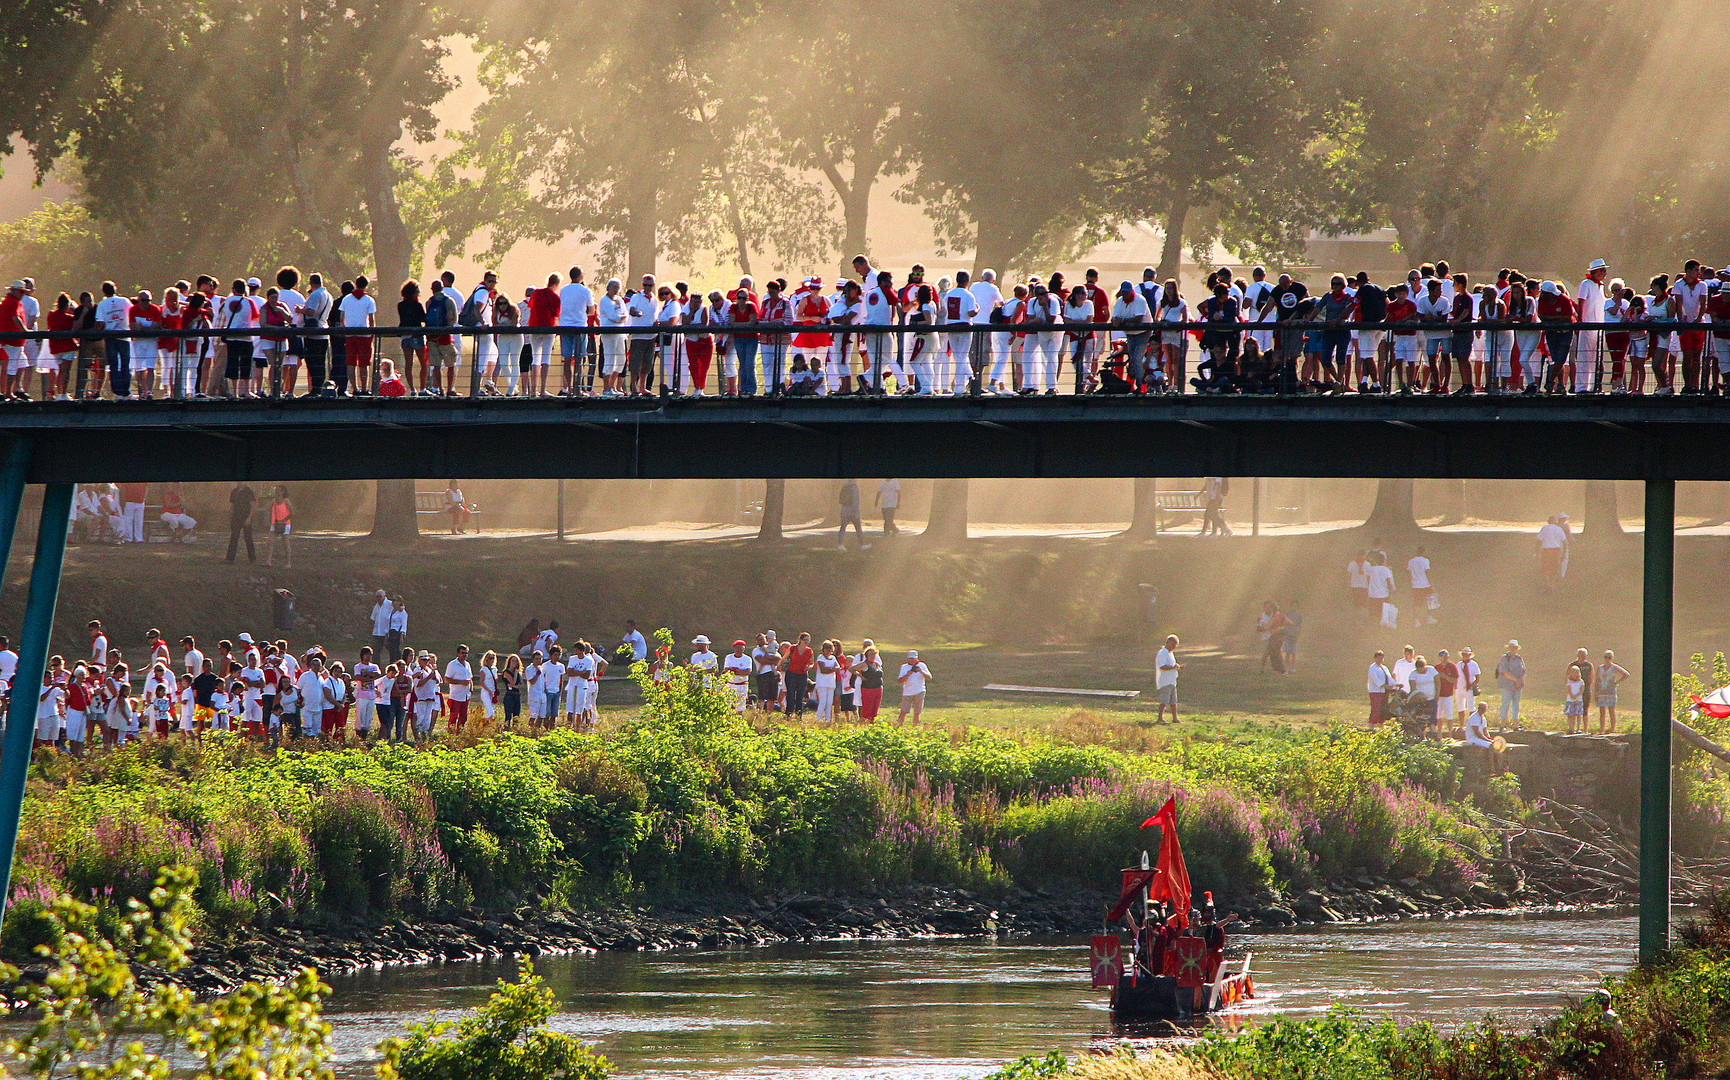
[1536,514,1570,584]
[837,479,869,551]
[1433,649,1461,737]
[1496,640,1526,727]
[1407,546,1436,625]
[875,478,901,536]
[1155,635,1182,724]
[1366,650,1392,726]
[897,650,931,722]
[370,591,393,657]
[1595,650,1629,733]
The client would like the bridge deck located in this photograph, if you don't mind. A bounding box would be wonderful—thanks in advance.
[9,394,1728,482]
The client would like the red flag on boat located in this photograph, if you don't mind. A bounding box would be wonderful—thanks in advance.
[1105,868,1158,921]
[1139,796,1192,915]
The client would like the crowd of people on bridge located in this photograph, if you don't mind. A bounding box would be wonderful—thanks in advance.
[6,602,938,756]
[5,254,1730,401]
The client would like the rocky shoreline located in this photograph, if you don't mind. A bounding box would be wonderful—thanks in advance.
[31,871,1584,998]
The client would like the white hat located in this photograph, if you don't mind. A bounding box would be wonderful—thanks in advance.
[238,632,254,644]
[1540,280,1559,295]
[246,277,261,288]
[692,635,711,646]
[1587,258,1608,272]
[1506,639,1519,648]
[908,649,919,658]
[6,281,22,290]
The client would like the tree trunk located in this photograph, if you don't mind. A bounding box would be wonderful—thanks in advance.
[838,177,873,280]
[1581,480,1623,537]
[1155,193,1192,284]
[1362,478,1419,536]
[757,479,784,542]
[1125,478,1160,537]
[1436,479,1466,526]
[716,156,753,279]
[971,202,1018,281]
[284,135,348,278]
[625,192,659,282]
[817,146,881,281]
[362,135,413,288]
[369,479,420,540]
[923,479,969,542]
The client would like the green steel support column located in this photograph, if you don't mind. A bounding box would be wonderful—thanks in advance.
[0,439,33,588]
[1640,478,1675,964]
[0,482,71,918]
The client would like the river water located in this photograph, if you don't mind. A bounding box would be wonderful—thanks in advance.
[320,913,1634,1080]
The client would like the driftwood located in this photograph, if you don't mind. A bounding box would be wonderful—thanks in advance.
[1673,716,1730,767]
[1471,801,1730,906]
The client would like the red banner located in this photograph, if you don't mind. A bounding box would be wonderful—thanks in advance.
[1090,936,1123,988]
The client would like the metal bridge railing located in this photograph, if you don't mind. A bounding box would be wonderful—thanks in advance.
[2,320,1726,401]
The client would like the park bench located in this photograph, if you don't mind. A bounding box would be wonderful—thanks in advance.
[1154,489,1206,530]
[416,490,482,532]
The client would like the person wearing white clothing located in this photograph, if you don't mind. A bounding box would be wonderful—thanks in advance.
[942,273,979,393]
[369,590,393,656]
[721,641,753,713]
[1111,283,1154,386]
[1390,645,1417,692]
[1406,547,1437,626]
[443,645,473,729]
[597,280,629,396]
[1022,285,1063,393]
[812,642,840,720]
[1575,259,1610,391]
[1365,556,1396,623]
[1154,635,1182,724]
[1366,649,1394,726]
[557,268,597,393]
[466,274,499,388]
[896,650,932,722]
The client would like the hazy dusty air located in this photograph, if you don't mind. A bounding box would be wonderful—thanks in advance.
[4,2,1730,293]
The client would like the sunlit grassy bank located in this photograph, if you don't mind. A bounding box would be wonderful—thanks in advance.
[1,648,1510,956]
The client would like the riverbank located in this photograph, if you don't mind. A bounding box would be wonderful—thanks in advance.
[986,897,1730,1080]
[134,871,1584,999]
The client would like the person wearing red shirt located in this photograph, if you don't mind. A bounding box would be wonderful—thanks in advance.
[118,481,148,544]
[0,282,25,400]
[782,632,815,719]
[726,285,759,397]
[377,358,408,397]
[527,274,561,396]
[792,280,831,380]
[1537,281,1575,394]
[896,264,930,316]
[45,292,78,401]
[758,282,794,395]
[1708,273,1730,389]
[1385,284,1419,391]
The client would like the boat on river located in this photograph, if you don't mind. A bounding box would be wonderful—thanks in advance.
[1089,797,1256,1022]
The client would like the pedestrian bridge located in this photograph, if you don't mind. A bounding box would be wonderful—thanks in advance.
[3,393,1728,483]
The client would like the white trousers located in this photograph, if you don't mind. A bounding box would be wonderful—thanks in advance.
[1573,331,1599,390]
[909,335,938,392]
[988,333,1011,386]
[947,332,972,392]
[865,335,906,387]
[660,339,682,391]
[601,336,626,375]
[123,502,145,542]
[815,685,834,720]
[1023,332,1061,391]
